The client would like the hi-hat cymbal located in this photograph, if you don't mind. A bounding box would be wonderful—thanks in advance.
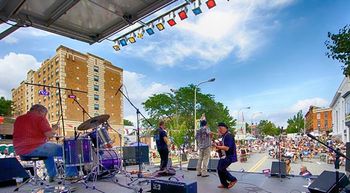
[77,114,110,131]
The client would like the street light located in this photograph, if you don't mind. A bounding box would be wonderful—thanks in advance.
[194,78,215,151]
[251,112,263,125]
[237,106,251,121]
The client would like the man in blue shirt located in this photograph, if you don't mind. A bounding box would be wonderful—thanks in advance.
[155,121,170,171]
[214,122,238,189]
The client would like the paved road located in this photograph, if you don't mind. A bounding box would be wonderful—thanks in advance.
[228,152,346,175]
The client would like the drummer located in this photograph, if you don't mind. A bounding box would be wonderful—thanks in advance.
[13,104,78,182]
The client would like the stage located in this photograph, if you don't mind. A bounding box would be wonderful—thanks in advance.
[1,165,311,193]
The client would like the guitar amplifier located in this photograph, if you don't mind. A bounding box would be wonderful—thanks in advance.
[151,179,197,193]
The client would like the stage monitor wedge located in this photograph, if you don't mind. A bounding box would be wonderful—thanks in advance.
[0,158,29,187]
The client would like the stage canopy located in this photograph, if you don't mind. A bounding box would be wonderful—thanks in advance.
[0,0,177,44]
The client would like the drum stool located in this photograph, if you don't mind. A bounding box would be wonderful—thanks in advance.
[14,156,48,191]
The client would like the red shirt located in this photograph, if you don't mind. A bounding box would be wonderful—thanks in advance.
[13,112,52,155]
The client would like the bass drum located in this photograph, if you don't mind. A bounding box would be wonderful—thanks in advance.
[100,149,121,171]
[83,149,121,174]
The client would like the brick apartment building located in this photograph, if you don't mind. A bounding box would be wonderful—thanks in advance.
[12,45,124,145]
[305,106,332,133]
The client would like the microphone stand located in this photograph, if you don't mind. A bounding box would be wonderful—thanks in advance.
[72,97,92,122]
[307,133,350,192]
[278,127,283,181]
[115,85,153,183]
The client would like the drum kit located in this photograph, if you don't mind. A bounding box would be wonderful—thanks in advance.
[57,114,122,190]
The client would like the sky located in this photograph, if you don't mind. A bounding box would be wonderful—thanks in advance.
[0,0,348,127]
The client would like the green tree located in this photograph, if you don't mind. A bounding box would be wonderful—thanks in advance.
[325,25,350,76]
[245,122,251,134]
[0,97,12,116]
[258,120,279,136]
[142,85,235,143]
[123,119,134,126]
[286,111,304,134]
[167,120,188,148]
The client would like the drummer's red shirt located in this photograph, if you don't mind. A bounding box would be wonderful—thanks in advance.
[13,112,52,155]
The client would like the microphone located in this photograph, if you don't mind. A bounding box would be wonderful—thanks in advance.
[306,133,316,140]
[115,84,123,95]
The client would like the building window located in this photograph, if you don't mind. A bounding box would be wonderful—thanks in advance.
[94,104,99,110]
[94,75,99,82]
[55,68,59,75]
[316,113,320,120]
[317,120,320,128]
[346,97,350,116]
[94,94,99,101]
[94,85,99,91]
[94,65,99,72]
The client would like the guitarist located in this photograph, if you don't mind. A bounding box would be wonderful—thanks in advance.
[155,121,170,171]
[213,122,238,189]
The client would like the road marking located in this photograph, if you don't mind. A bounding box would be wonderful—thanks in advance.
[248,155,268,172]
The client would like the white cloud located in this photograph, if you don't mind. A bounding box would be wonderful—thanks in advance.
[0,24,57,44]
[289,98,329,113]
[121,0,295,69]
[3,36,18,44]
[0,53,41,99]
[268,97,329,127]
[22,28,56,37]
[122,71,172,125]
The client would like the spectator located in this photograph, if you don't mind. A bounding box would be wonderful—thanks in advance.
[299,166,312,177]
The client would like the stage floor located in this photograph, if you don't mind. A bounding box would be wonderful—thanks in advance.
[1,165,311,193]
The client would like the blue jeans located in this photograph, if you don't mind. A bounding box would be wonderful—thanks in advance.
[217,157,237,187]
[23,142,77,177]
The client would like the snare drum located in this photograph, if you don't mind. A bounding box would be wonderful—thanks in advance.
[63,137,93,166]
[88,126,112,148]
[99,149,121,170]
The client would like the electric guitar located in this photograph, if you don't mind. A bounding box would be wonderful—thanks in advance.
[212,139,225,158]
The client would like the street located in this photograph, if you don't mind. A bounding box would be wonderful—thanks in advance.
[228,151,346,175]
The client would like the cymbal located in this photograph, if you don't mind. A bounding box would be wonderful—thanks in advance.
[77,114,110,131]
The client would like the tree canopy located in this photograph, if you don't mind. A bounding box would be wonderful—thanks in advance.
[325,25,350,76]
[123,119,134,126]
[258,120,279,136]
[286,111,304,134]
[0,97,12,116]
[142,85,235,143]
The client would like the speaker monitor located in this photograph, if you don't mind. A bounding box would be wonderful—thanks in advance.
[308,171,349,193]
[0,158,29,187]
[208,159,219,172]
[187,159,198,170]
[122,146,149,166]
[270,161,286,177]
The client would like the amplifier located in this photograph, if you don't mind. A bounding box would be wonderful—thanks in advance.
[151,179,197,193]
